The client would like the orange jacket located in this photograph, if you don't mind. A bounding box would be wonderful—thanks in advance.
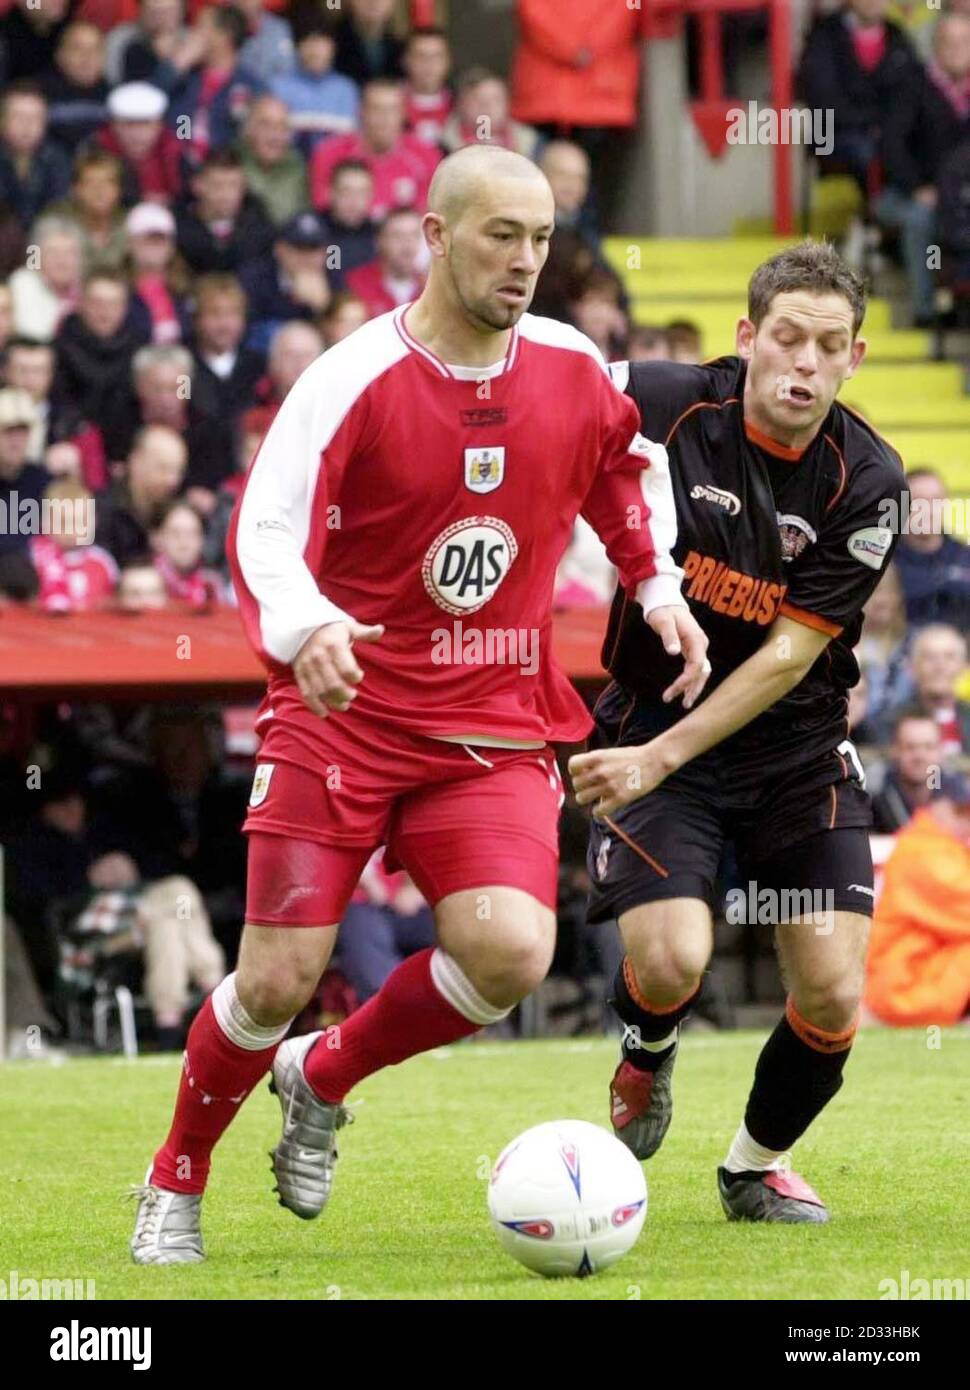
[866,808,970,1027]
[511,0,642,130]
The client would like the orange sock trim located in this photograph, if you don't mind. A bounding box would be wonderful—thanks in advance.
[623,956,697,1016]
[785,996,857,1054]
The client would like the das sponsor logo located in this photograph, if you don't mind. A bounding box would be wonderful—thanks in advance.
[422,516,518,616]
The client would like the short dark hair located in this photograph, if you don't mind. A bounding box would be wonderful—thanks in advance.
[210,4,248,52]
[291,6,339,43]
[456,65,499,95]
[198,148,243,175]
[748,239,867,337]
[1,79,46,109]
[72,147,123,183]
[891,709,940,740]
[3,335,52,358]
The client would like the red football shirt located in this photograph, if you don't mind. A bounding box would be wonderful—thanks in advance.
[228,305,683,745]
[309,133,441,220]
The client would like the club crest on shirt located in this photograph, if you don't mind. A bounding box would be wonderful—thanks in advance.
[249,763,274,807]
[776,512,817,562]
[464,446,505,494]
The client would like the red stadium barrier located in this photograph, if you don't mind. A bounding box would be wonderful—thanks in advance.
[0,604,611,701]
[642,0,795,235]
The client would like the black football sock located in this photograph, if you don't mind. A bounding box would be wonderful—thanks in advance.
[610,955,700,1073]
[743,997,857,1153]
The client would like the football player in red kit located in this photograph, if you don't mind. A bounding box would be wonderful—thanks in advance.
[130,143,709,1263]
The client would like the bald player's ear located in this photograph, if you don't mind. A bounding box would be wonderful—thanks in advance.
[736,318,756,360]
[422,211,448,260]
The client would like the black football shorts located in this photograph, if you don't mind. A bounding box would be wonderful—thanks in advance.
[585,685,876,925]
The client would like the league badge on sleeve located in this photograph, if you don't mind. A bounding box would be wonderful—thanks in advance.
[846,526,893,571]
[464,446,505,494]
[250,763,275,807]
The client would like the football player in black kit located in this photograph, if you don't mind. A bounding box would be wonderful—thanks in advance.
[569,241,906,1223]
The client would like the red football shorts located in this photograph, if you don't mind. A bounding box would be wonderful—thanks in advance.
[243,696,563,926]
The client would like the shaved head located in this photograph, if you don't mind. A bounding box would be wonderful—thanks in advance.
[428,144,551,227]
[421,144,555,333]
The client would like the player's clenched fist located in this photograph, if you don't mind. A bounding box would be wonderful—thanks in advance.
[568,740,676,819]
[293,619,385,717]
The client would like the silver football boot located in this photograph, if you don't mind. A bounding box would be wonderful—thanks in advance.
[269,1031,353,1220]
[129,1176,205,1265]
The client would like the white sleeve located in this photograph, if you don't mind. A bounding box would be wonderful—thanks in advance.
[233,365,354,666]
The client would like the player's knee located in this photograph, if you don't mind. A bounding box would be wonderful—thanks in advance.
[627,934,705,1006]
[795,979,863,1035]
[473,930,554,1007]
[236,960,319,1026]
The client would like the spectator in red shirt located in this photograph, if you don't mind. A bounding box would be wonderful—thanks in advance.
[880,624,970,757]
[151,4,265,167]
[150,495,223,606]
[510,0,642,135]
[345,207,425,319]
[402,26,453,150]
[442,67,540,160]
[96,79,183,203]
[310,78,440,220]
[30,476,118,612]
[125,199,188,344]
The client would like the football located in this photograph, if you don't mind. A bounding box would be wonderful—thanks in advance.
[487,1119,648,1277]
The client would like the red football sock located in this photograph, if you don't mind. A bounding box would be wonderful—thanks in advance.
[151,994,280,1195]
[303,948,485,1103]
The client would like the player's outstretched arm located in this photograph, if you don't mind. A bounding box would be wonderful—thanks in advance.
[293,619,385,718]
[569,615,829,816]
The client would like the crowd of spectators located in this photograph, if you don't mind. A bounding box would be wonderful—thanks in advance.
[2,0,970,1050]
[799,0,970,325]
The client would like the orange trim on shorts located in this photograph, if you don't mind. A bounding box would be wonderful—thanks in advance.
[786,996,858,1054]
[623,957,696,1015]
[602,814,669,879]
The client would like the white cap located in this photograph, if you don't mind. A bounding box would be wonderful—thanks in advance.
[107,82,168,123]
[0,388,37,430]
[126,202,176,237]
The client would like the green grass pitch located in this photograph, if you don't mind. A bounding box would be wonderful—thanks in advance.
[2,1029,967,1301]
